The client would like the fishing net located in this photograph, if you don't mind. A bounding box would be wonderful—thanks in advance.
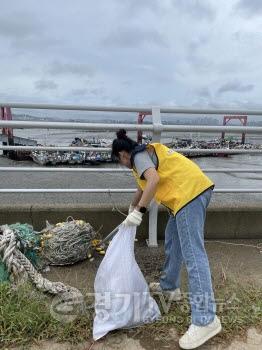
[0,261,9,282]
[0,223,41,282]
[39,217,96,266]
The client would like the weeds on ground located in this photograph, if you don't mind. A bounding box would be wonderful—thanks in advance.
[0,277,261,347]
[0,282,92,347]
[143,276,262,342]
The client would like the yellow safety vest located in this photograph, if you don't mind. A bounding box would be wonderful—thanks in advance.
[132,143,214,215]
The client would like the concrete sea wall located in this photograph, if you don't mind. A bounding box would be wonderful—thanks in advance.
[1,203,261,239]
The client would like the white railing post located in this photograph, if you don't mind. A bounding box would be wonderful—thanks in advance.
[147,106,163,247]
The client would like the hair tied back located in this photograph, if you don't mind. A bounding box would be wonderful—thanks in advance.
[116,129,127,140]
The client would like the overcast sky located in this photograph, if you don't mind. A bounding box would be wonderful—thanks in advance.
[0,0,262,110]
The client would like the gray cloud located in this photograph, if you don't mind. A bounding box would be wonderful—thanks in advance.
[89,88,104,96]
[13,37,64,53]
[103,26,168,48]
[188,36,209,52]
[217,81,254,95]
[46,61,95,77]
[235,0,262,17]
[115,0,215,21]
[0,1,262,110]
[35,80,58,91]
[172,0,216,20]
[114,0,164,15]
[71,87,105,98]
[0,10,64,54]
[0,12,41,39]
[198,87,211,98]
[186,53,213,73]
[71,88,88,97]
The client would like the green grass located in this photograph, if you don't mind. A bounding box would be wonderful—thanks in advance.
[143,278,262,342]
[0,283,93,347]
[0,279,261,347]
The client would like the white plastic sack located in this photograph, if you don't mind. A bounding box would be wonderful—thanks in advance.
[93,225,161,340]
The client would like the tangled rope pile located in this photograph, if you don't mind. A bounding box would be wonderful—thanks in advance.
[0,225,82,299]
[40,217,97,265]
[9,223,41,268]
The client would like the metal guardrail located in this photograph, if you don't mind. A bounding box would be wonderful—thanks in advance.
[0,103,262,246]
[0,145,262,154]
[1,120,262,134]
[0,188,262,193]
[0,167,262,173]
[1,102,262,115]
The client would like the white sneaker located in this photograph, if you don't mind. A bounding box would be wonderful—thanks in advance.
[149,282,182,301]
[179,315,222,349]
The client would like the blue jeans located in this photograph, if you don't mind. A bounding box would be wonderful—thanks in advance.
[160,188,216,326]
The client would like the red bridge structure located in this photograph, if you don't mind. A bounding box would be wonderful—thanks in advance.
[137,112,152,144]
[0,106,14,156]
[1,106,37,159]
[221,115,248,144]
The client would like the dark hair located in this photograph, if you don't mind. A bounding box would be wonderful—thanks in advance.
[111,129,138,159]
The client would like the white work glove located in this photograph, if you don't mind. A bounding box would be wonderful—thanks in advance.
[128,204,135,214]
[123,209,143,226]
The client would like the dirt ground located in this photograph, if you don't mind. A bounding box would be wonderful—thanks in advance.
[43,239,262,291]
[9,328,262,350]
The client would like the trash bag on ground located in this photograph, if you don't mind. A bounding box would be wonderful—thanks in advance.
[93,225,161,340]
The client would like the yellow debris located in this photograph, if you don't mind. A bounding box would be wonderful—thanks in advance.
[76,220,85,226]
[92,239,101,247]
